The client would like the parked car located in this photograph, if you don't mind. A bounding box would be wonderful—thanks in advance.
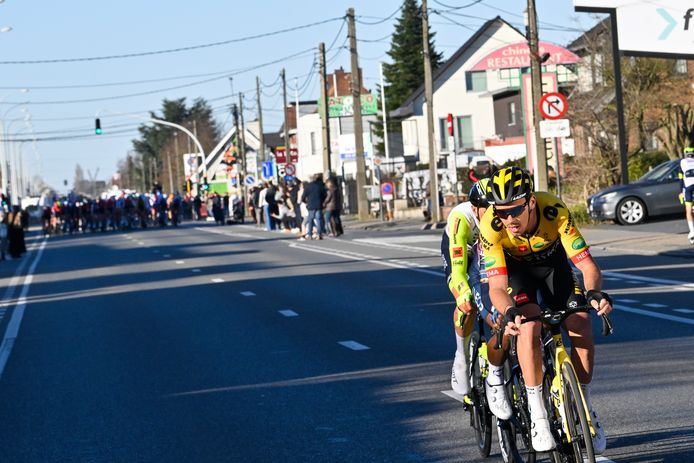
[587,160,682,225]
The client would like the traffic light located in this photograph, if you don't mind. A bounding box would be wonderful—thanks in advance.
[185,179,192,193]
[95,118,102,135]
[201,177,209,192]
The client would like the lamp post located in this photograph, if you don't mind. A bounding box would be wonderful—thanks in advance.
[4,112,30,206]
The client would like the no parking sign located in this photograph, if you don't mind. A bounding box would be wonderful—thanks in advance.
[381,182,394,200]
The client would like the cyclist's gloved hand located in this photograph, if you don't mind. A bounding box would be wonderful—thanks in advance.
[679,193,685,205]
[457,289,474,314]
[586,289,613,316]
[501,306,521,337]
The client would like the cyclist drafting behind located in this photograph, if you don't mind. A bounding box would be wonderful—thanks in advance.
[480,167,613,453]
[441,178,512,420]
[679,146,694,244]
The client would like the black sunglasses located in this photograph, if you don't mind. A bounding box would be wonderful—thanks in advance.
[494,200,528,219]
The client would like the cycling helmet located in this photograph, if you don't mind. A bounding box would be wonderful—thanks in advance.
[469,178,491,208]
[486,166,533,205]
[685,147,694,157]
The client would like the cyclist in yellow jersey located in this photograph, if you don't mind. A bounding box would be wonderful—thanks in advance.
[441,179,512,420]
[479,167,613,453]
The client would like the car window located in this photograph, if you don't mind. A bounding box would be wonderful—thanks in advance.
[638,162,675,182]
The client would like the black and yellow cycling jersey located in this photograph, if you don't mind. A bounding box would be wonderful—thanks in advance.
[479,192,590,278]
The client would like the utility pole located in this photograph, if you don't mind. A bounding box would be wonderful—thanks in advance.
[166,150,174,193]
[347,7,369,220]
[527,0,548,191]
[239,93,247,206]
[422,0,440,223]
[281,68,289,163]
[318,42,332,174]
[256,76,266,171]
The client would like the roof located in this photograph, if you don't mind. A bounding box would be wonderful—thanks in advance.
[567,17,610,54]
[263,132,284,148]
[393,16,525,118]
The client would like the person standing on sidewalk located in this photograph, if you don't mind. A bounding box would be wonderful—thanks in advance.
[679,147,694,244]
[323,178,343,237]
[300,173,327,240]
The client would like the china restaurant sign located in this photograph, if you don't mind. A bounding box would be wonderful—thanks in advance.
[470,41,580,71]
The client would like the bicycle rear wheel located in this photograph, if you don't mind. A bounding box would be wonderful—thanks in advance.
[561,363,595,463]
[468,331,492,457]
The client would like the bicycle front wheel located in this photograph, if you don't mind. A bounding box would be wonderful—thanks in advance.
[561,363,595,463]
[468,332,492,457]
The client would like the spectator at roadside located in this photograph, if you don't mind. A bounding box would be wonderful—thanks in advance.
[324,178,343,237]
[300,173,327,240]
[289,179,302,230]
[0,211,7,261]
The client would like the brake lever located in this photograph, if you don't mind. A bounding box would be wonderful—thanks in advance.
[601,314,614,337]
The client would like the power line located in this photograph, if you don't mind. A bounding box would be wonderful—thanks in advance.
[1,48,315,105]
[433,0,483,10]
[0,17,344,65]
[356,4,402,25]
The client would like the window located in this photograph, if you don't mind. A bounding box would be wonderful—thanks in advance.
[508,102,517,126]
[465,71,487,92]
[455,116,474,150]
[310,132,317,155]
[675,59,688,74]
[439,117,450,150]
[498,68,520,87]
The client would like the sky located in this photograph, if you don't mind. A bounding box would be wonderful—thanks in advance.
[0,0,605,194]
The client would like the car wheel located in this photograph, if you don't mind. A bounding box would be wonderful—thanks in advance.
[616,197,646,225]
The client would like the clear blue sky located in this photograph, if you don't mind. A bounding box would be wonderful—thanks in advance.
[0,0,602,194]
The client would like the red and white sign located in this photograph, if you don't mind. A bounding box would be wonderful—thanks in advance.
[381,182,394,200]
[275,146,287,165]
[284,163,296,177]
[446,113,454,136]
[470,41,580,71]
[539,92,568,120]
[289,148,298,164]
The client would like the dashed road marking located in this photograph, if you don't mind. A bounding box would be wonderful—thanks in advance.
[137,241,145,245]
[338,340,370,351]
[643,303,667,308]
[163,254,171,258]
[241,291,256,297]
[673,308,694,314]
[192,269,201,273]
[211,278,225,283]
[615,304,694,326]
[279,310,299,317]
[617,298,639,304]
[175,260,184,264]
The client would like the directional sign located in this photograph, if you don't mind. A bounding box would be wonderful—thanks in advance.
[539,92,567,120]
[262,160,274,180]
[381,182,394,200]
[540,119,571,139]
[284,163,296,177]
[244,175,256,186]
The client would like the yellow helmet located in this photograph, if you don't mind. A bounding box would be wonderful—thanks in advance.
[486,167,533,205]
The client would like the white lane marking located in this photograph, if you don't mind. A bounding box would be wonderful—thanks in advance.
[351,238,439,255]
[603,271,694,290]
[673,308,694,314]
[195,227,265,240]
[338,340,370,351]
[616,298,639,304]
[163,254,171,258]
[137,241,145,245]
[192,269,201,273]
[643,303,667,308]
[241,291,256,297]
[0,237,48,378]
[175,260,184,264]
[614,304,694,326]
[279,310,299,317]
[0,249,33,309]
[290,243,443,278]
[441,390,467,403]
[211,278,225,283]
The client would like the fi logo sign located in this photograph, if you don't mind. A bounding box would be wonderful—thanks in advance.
[656,7,694,40]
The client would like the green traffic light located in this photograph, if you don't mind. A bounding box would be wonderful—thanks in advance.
[95,118,102,135]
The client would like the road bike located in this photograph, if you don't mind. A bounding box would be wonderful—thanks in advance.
[498,305,613,463]
[464,311,493,458]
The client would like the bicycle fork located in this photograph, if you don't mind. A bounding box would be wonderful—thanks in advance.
[550,334,596,442]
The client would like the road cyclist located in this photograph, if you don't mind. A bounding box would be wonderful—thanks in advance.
[678,146,694,244]
[441,178,513,423]
[480,166,613,454]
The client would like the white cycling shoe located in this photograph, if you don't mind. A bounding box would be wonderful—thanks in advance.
[531,417,556,452]
[451,352,470,396]
[688,231,694,245]
[591,410,607,454]
[485,380,512,420]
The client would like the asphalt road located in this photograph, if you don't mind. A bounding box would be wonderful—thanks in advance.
[0,219,691,462]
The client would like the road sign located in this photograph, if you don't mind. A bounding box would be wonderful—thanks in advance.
[275,146,287,165]
[540,119,570,139]
[539,92,567,120]
[284,175,295,183]
[381,182,394,200]
[262,160,274,180]
[244,175,256,186]
[284,163,296,177]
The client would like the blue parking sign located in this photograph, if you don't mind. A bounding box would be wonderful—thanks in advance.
[262,161,274,180]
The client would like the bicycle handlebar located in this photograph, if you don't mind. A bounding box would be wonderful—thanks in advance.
[494,305,614,350]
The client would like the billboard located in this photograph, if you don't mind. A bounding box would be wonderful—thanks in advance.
[327,94,378,118]
[574,0,694,58]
